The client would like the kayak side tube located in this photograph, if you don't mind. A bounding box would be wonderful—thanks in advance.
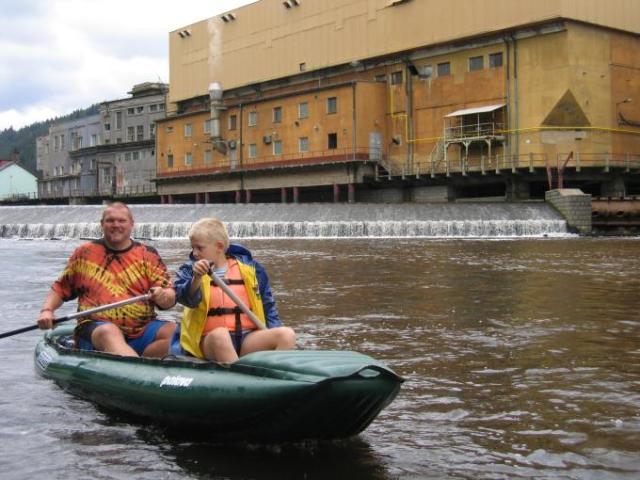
[34,325,403,441]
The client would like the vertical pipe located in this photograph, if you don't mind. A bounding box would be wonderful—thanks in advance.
[352,81,357,161]
[406,64,414,174]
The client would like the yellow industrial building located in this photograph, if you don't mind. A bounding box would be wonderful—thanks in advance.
[155,0,640,203]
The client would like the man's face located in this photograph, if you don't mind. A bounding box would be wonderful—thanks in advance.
[101,206,133,249]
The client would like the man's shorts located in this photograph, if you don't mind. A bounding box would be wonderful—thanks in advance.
[76,320,171,355]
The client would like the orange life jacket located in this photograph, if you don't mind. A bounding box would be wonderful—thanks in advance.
[203,259,257,335]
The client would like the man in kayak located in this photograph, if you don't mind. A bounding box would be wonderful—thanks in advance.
[37,202,176,357]
[173,218,295,362]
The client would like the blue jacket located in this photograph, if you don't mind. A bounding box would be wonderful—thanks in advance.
[173,243,282,328]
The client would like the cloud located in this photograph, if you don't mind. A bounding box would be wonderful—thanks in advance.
[0,0,255,131]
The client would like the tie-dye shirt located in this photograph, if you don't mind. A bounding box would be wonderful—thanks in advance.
[52,239,170,338]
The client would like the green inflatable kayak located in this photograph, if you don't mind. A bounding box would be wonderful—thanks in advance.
[34,324,403,441]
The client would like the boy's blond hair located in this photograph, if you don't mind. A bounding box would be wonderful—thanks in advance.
[189,218,229,249]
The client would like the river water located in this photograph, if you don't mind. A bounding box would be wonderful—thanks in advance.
[1,237,639,479]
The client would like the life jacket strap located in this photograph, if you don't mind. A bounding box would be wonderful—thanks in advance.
[207,307,242,316]
[217,278,244,285]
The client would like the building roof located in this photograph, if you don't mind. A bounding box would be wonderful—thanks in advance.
[169,0,640,105]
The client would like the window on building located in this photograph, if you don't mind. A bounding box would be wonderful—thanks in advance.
[299,62,306,72]
[90,134,97,146]
[273,106,282,123]
[159,103,165,110]
[136,106,144,114]
[104,123,111,131]
[299,137,309,153]
[77,136,83,149]
[469,56,484,71]
[149,104,158,112]
[328,132,338,149]
[374,74,387,82]
[165,126,173,133]
[184,123,192,137]
[60,135,65,149]
[229,115,237,130]
[327,97,337,114]
[204,150,213,165]
[248,143,257,158]
[127,126,135,142]
[273,140,282,155]
[184,152,192,166]
[90,159,96,170]
[125,153,132,162]
[437,62,450,77]
[167,154,174,168]
[390,71,403,85]
[248,111,258,127]
[298,102,309,119]
[115,111,122,129]
[489,52,503,68]
[127,108,135,115]
[137,125,144,141]
[150,124,156,138]
[203,120,211,134]
[132,151,140,161]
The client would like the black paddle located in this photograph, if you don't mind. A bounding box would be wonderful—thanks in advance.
[0,293,153,340]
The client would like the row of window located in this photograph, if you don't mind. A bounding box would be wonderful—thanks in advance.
[386,51,504,84]
[172,97,338,139]
[50,133,100,152]
[166,133,340,168]
[51,158,99,176]
[104,104,164,131]
[230,97,337,130]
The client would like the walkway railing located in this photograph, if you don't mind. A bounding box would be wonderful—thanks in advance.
[404,152,640,178]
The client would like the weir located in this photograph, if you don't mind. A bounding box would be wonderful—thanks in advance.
[0,203,569,239]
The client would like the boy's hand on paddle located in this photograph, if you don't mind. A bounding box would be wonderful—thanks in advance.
[192,259,211,277]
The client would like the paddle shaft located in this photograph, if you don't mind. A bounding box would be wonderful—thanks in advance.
[209,271,266,330]
[0,293,153,340]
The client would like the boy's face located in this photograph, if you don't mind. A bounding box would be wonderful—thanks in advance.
[191,235,223,262]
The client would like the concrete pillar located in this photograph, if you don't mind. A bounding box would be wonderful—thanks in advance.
[347,183,355,203]
[167,194,173,204]
[245,189,252,204]
[545,188,592,235]
[195,192,201,204]
[293,186,300,204]
[204,192,210,204]
[160,195,166,204]
[281,187,287,203]
[333,183,340,203]
[235,190,242,204]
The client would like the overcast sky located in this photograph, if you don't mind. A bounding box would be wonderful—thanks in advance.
[0,0,256,131]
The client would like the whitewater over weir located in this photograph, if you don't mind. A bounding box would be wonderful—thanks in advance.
[0,203,570,239]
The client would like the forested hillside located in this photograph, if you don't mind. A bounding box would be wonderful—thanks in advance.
[0,105,99,176]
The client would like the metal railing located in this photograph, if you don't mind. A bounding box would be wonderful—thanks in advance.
[445,122,505,140]
[400,152,640,178]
